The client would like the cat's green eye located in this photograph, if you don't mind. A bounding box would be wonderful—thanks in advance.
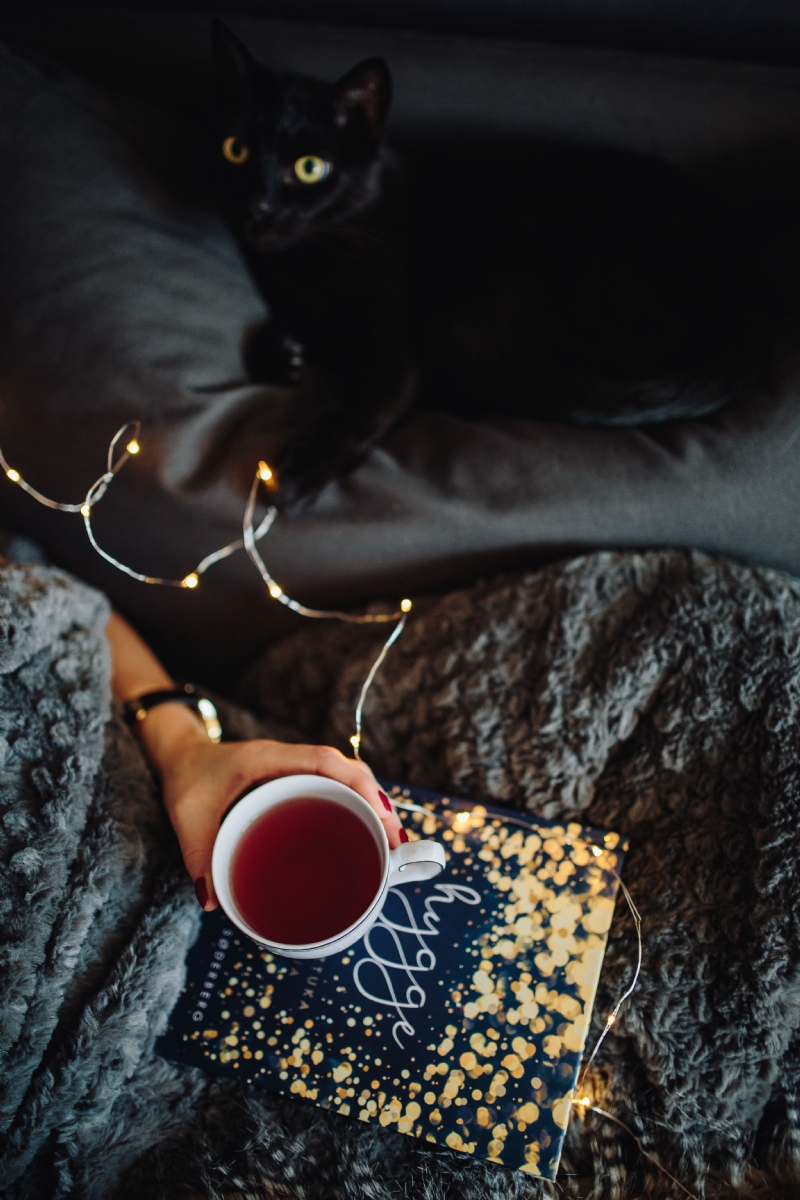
[294,155,331,184]
[222,136,249,165]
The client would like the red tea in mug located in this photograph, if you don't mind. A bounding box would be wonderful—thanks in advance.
[230,796,383,944]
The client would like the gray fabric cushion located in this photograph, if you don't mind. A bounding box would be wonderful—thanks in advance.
[2,38,800,684]
[0,43,299,679]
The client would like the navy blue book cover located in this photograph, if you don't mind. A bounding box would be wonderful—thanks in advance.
[157,785,627,1180]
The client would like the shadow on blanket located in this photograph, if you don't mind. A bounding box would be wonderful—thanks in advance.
[2,551,800,1199]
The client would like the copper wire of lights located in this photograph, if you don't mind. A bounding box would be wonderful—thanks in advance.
[0,424,695,1194]
[241,469,411,758]
[0,421,411,755]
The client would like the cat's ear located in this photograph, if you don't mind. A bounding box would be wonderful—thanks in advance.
[212,19,263,116]
[332,59,392,138]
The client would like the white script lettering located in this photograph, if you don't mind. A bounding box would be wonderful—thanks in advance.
[352,883,481,1047]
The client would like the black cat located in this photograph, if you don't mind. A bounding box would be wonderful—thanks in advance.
[213,22,775,504]
[213,23,413,503]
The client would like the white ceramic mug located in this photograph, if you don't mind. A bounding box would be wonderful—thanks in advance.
[211,774,446,959]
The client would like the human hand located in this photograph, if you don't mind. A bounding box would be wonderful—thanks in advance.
[105,611,402,911]
[140,704,405,910]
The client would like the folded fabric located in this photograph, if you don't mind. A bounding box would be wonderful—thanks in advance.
[1,39,800,685]
[234,547,800,1200]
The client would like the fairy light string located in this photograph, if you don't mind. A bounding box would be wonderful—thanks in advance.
[0,423,695,1196]
[349,614,408,759]
[0,422,412,742]
[242,468,411,624]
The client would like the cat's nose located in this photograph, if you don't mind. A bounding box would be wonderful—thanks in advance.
[251,198,273,220]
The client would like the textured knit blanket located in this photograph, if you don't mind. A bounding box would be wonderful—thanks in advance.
[3,551,800,1200]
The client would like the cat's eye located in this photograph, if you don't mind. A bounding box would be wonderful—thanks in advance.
[294,155,331,184]
[222,136,249,165]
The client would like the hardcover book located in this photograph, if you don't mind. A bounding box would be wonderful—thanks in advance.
[157,784,627,1180]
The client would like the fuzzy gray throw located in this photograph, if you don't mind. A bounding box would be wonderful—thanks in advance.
[3,551,800,1199]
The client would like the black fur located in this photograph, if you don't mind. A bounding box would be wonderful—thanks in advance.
[213,22,410,504]
[213,22,778,505]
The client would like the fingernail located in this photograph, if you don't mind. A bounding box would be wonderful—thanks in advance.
[378,789,393,813]
[194,877,208,909]
[399,828,409,843]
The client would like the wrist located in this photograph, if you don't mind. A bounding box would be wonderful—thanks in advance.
[134,701,210,778]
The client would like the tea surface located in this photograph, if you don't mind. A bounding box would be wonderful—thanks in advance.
[231,796,383,944]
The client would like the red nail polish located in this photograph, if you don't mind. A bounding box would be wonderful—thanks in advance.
[399,828,409,843]
[194,877,208,909]
[378,789,392,813]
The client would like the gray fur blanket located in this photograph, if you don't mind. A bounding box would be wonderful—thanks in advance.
[3,551,800,1199]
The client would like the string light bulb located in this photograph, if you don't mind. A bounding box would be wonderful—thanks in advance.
[0,420,414,760]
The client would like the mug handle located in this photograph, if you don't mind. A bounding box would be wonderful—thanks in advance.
[387,839,446,886]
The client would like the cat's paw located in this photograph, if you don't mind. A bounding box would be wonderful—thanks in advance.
[244,323,305,386]
[275,385,416,510]
[273,418,358,509]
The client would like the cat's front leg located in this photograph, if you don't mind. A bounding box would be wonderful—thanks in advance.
[265,241,415,506]
[274,363,418,509]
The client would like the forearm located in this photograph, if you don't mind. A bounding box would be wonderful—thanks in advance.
[106,610,208,771]
[107,610,173,700]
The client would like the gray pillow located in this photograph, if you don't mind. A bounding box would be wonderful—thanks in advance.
[1,40,799,682]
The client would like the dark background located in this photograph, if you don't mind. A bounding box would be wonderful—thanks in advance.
[8,0,800,67]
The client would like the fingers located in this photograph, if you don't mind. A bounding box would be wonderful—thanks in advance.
[164,739,408,915]
[243,741,406,849]
[374,786,407,848]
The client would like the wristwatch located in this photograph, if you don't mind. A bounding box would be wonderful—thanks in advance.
[122,683,222,743]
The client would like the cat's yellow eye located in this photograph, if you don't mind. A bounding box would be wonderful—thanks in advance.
[222,136,249,165]
[294,155,331,184]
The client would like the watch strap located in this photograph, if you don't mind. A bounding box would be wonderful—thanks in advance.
[122,683,222,742]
